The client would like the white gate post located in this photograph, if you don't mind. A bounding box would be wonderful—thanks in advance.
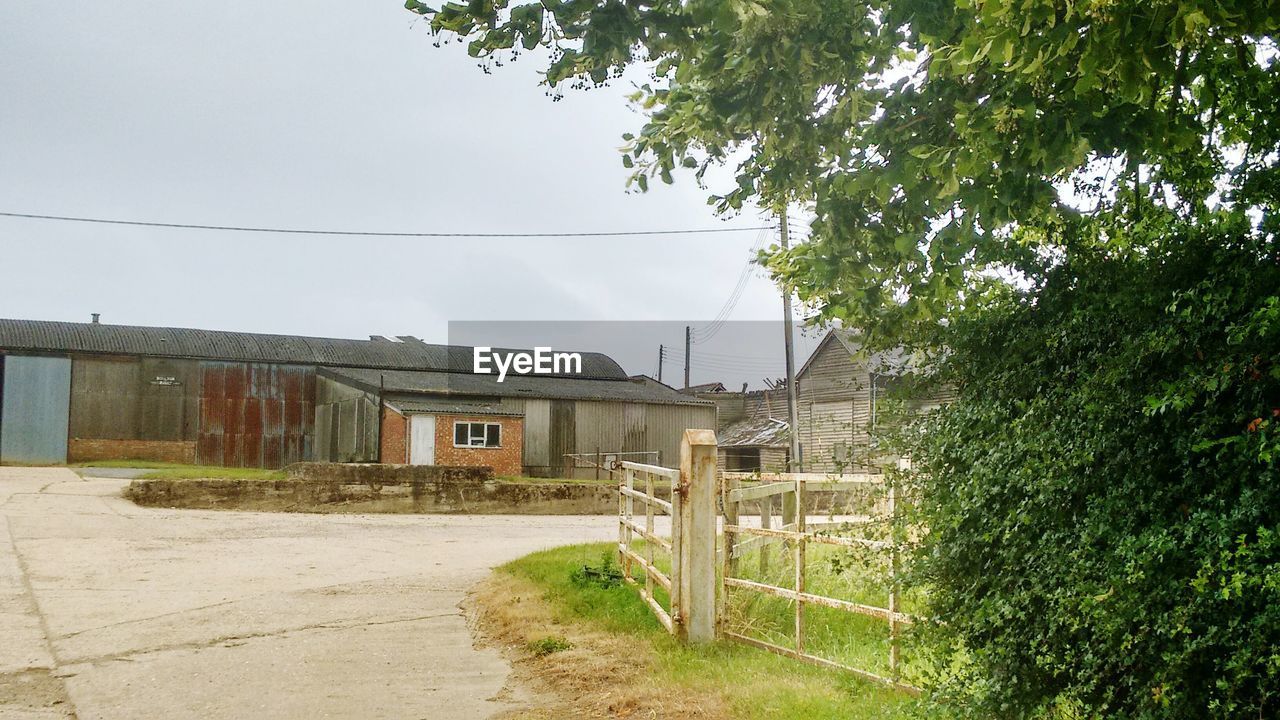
[678,428,717,644]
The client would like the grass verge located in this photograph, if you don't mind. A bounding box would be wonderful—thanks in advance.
[472,542,918,720]
[136,466,286,480]
[72,460,285,480]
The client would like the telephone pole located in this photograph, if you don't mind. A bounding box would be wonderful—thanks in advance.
[683,326,692,390]
[780,213,802,472]
[657,344,664,383]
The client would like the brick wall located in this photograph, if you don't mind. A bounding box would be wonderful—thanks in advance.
[68,438,197,465]
[380,407,408,464]
[432,415,523,476]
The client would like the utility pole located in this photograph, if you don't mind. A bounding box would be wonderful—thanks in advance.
[657,344,664,383]
[780,213,802,472]
[683,325,692,390]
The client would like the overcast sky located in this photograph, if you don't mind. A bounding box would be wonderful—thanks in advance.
[0,2,820,386]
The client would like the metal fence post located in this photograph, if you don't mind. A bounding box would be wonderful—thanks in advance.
[678,428,717,644]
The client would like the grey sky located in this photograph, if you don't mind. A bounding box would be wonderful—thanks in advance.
[0,2,811,386]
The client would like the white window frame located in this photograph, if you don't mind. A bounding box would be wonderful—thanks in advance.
[453,421,501,448]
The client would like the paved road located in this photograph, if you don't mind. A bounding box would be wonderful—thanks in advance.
[0,467,618,719]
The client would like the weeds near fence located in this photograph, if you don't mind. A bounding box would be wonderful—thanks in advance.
[485,542,918,720]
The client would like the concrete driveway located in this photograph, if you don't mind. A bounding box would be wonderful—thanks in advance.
[0,467,618,719]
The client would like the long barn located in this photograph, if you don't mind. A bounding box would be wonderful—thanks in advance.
[0,318,713,474]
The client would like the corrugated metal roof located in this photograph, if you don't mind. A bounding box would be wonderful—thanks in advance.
[0,319,628,380]
[719,416,790,448]
[386,398,522,416]
[321,366,713,406]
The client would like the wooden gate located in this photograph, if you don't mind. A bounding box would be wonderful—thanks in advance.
[720,471,918,693]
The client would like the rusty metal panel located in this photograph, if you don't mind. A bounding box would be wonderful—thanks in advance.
[0,354,71,464]
[196,363,224,465]
[196,361,315,469]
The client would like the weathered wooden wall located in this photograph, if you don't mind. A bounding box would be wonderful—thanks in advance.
[796,339,875,472]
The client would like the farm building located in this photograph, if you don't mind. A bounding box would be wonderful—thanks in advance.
[0,318,713,475]
[695,329,951,473]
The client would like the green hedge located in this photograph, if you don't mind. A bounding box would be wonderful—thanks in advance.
[909,228,1279,717]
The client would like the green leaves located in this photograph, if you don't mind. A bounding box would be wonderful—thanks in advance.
[909,229,1280,718]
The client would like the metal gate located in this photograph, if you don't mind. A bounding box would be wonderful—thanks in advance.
[719,471,918,693]
[617,460,681,633]
[615,432,918,692]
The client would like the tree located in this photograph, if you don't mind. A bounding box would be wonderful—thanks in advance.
[409,0,1278,337]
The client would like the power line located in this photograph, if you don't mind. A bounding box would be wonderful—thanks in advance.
[690,226,772,343]
[0,211,776,239]
[661,350,781,371]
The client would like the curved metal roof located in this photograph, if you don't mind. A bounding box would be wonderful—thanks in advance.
[0,319,629,380]
[319,366,713,406]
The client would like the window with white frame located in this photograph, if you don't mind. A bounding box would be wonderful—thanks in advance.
[453,421,501,448]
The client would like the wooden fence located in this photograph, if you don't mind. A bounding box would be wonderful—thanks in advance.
[616,431,918,693]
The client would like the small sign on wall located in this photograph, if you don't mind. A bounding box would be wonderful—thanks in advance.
[150,375,182,387]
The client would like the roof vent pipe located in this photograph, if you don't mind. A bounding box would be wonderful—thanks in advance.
[91,313,100,324]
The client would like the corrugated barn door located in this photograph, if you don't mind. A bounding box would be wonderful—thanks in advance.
[0,355,72,464]
[197,362,314,469]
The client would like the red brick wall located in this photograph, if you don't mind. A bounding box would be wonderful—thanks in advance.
[432,415,523,476]
[380,407,408,464]
[68,439,197,465]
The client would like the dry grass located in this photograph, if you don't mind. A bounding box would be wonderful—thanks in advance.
[468,543,917,719]
[470,572,730,719]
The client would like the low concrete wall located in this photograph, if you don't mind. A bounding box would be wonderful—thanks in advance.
[283,462,494,484]
[125,463,665,515]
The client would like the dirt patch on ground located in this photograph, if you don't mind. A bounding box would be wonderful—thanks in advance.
[468,573,728,720]
[0,668,74,717]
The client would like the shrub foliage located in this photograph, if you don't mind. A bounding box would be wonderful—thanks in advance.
[909,225,1280,717]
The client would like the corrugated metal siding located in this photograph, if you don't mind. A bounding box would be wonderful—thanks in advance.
[548,400,575,476]
[0,355,71,464]
[197,362,313,469]
[622,403,645,454]
[522,399,551,470]
[139,358,198,440]
[69,357,197,442]
[314,375,379,463]
[70,357,141,440]
[642,403,716,468]
[574,401,626,459]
